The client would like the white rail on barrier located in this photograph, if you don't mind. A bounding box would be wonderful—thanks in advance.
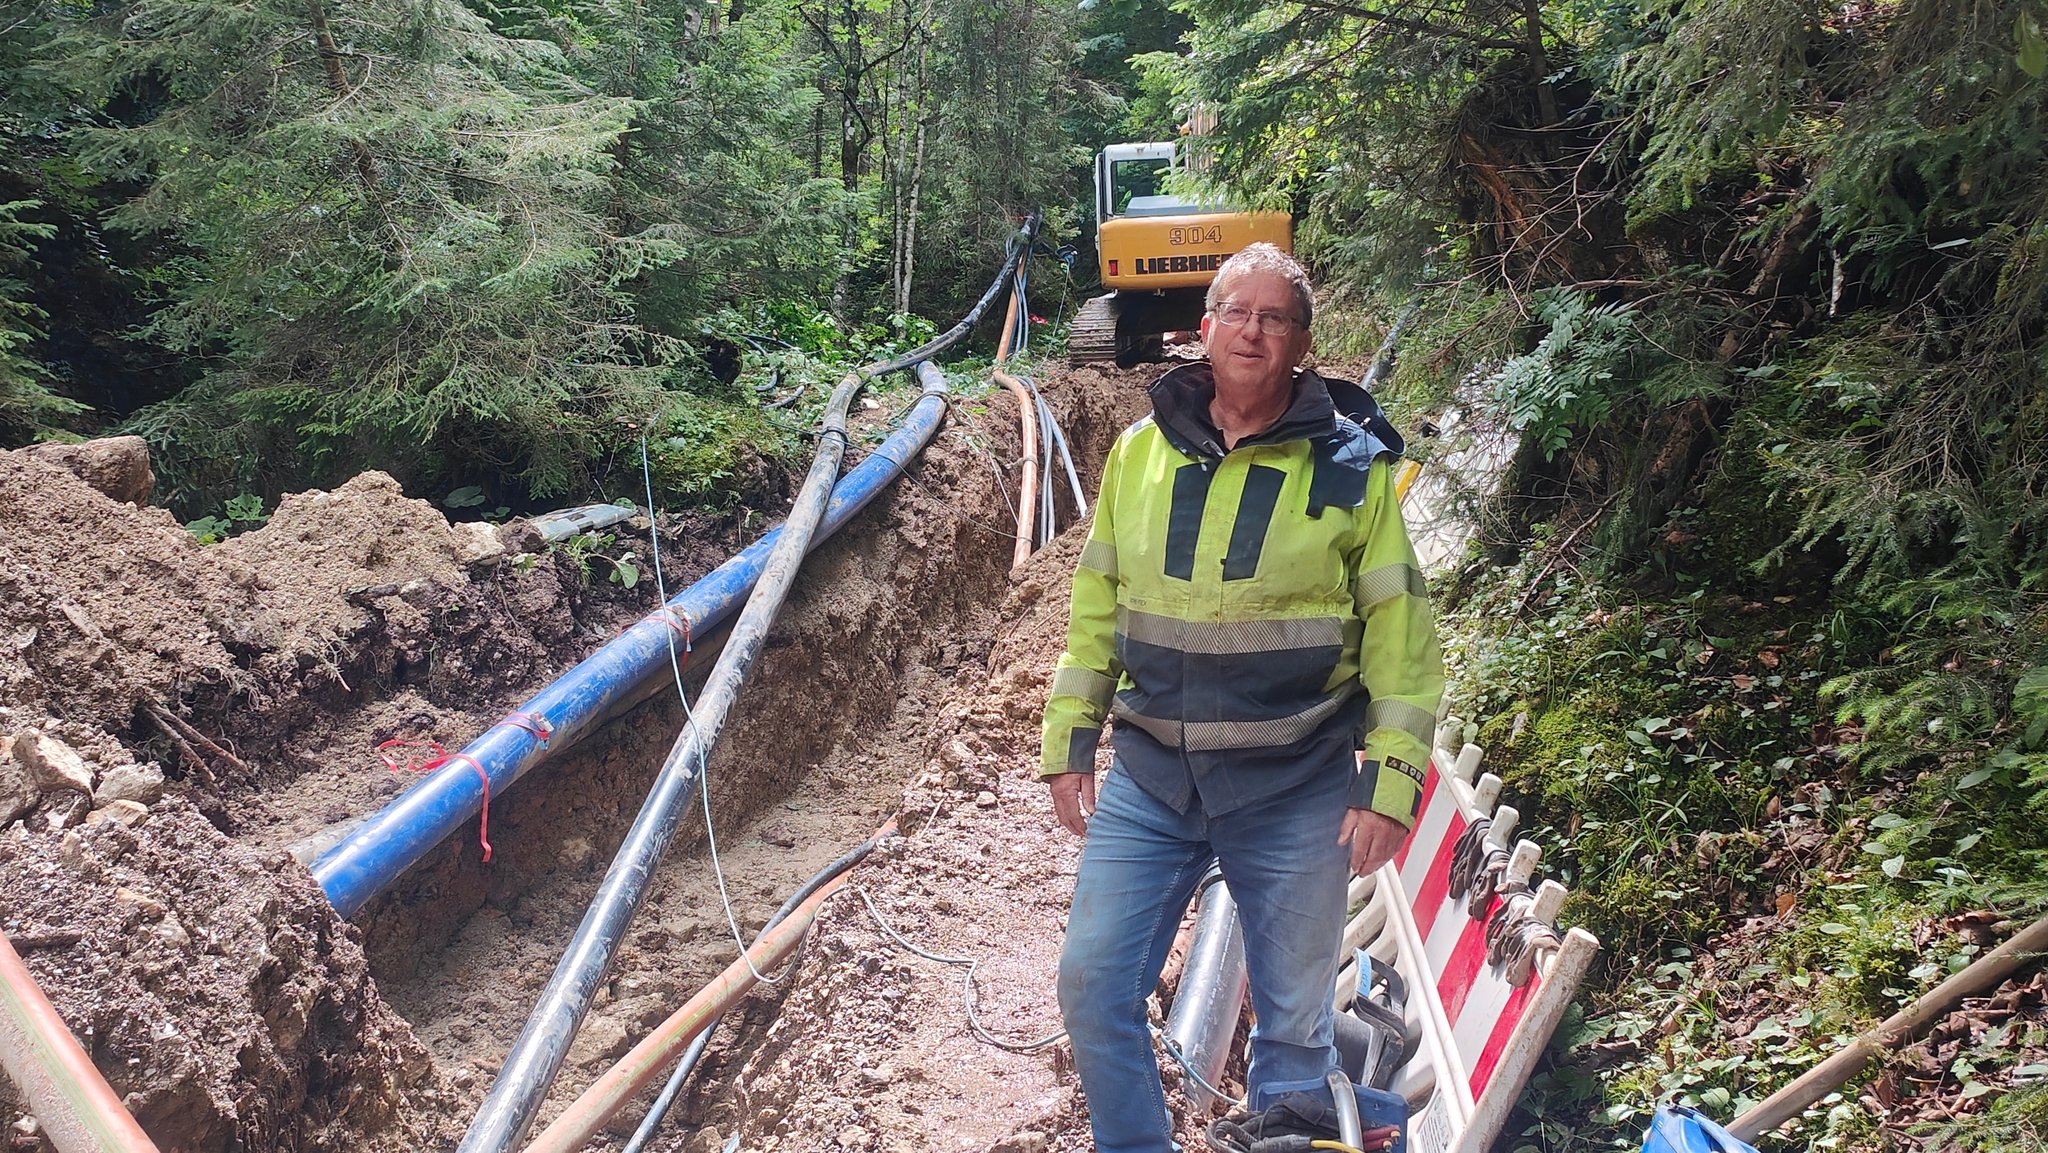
[1323,720,1601,1153]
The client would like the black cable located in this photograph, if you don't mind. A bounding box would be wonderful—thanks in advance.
[867,212,1042,376]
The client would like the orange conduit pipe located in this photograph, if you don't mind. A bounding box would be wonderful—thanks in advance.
[520,863,864,1153]
[0,932,163,1153]
[993,270,1038,574]
[996,369,1039,573]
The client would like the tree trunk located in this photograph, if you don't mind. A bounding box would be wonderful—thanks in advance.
[892,26,929,315]
[1521,0,1559,131]
[898,112,927,315]
[838,0,863,191]
[811,103,823,180]
[306,0,381,188]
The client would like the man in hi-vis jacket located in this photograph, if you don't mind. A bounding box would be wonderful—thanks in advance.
[1041,244,1443,1153]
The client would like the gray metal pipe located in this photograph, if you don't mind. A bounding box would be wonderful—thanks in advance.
[1326,1068,1363,1148]
[1163,869,1248,1110]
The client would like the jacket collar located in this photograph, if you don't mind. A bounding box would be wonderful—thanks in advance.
[1147,360,1340,460]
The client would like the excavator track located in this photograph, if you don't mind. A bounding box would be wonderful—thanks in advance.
[1067,295,1120,365]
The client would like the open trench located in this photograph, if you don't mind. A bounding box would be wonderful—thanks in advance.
[324,362,1147,1142]
[1,360,1152,1153]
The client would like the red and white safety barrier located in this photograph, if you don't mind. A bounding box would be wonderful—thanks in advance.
[1332,720,1600,1153]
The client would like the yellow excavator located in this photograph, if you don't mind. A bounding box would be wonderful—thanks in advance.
[1069,141,1293,365]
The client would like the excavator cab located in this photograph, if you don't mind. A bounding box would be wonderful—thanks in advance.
[1070,142,1293,366]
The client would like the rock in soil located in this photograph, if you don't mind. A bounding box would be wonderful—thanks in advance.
[12,730,94,797]
[19,435,155,505]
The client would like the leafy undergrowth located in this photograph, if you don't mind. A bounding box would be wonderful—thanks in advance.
[1440,523,2048,1151]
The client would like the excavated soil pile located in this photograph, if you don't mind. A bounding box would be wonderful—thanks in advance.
[0,801,449,1151]
[0,458,517,736]
[0,360,1155,1153]
[0,446,721,1151]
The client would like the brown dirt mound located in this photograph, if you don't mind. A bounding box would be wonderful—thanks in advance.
[0,454,493,738]
[0,450,242,732]
[0,447,661,1152]
[213,472,470,679]
[0,799,450,1152]
[0,358,1166,1153]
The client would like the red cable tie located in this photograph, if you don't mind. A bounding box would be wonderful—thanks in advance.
[447,752,493,863]
[647,606,693,658]
[370,739,491,862]
[496,710,553,746]
[376,738,448,774]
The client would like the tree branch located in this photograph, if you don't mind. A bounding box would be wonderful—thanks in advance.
[1315,3,1525,50]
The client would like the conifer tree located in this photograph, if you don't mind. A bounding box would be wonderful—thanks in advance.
[49,0,646,496]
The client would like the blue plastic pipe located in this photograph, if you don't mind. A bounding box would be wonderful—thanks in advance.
[311,370,957,918]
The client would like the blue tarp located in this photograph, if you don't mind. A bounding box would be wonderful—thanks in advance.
[1642,1105,1759,1153]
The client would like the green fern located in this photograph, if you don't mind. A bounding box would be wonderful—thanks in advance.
[1486,288,1705,458]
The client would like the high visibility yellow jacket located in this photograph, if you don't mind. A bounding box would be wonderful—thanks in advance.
[1039,362,1444,825]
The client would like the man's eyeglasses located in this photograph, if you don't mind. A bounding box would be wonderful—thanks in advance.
[1209,302,1306,336]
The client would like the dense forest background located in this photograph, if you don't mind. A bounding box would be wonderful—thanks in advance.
[0,0,1165,506]
[4,0,2047,1147]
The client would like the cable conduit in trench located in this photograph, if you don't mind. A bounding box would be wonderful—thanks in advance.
[452,360,896,1153]
[456,216,1040,1153]
[309,217,1039,921]
[546,819,897,1153]
[0,932,163,1153]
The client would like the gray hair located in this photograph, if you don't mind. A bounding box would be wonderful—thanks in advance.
[1205,242,1314,328]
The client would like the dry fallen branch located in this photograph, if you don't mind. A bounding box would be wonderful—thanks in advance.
[141,698,253,782]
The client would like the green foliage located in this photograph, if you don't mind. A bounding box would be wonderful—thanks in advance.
[222,493,266,526]
[5,0,1083,496]
[642,392,801,507]
[894,0,1087,319]
[1448,549,2048,1146]
[1071,0,1188,142]
[1615,0,1828,217]
[1488,291,1648,458]
[32,0,662,498]
[182,492,264,542]
[1920,1082,2048,1151]
[495,0,855,330]
[0,199,80,438]
[557,530,613,585]
[10,0,1060,497]
[183,515,231,545]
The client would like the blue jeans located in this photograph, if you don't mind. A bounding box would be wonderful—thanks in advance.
[1056,761,1351,1153]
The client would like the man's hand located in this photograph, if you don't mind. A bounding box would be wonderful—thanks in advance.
[1338,808,1409,877]
[1048,771,1097,836]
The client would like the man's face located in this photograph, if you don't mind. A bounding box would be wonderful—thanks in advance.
[1199,270,1312,400]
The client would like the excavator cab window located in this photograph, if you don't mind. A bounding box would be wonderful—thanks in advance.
[1107,157,1170,217]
